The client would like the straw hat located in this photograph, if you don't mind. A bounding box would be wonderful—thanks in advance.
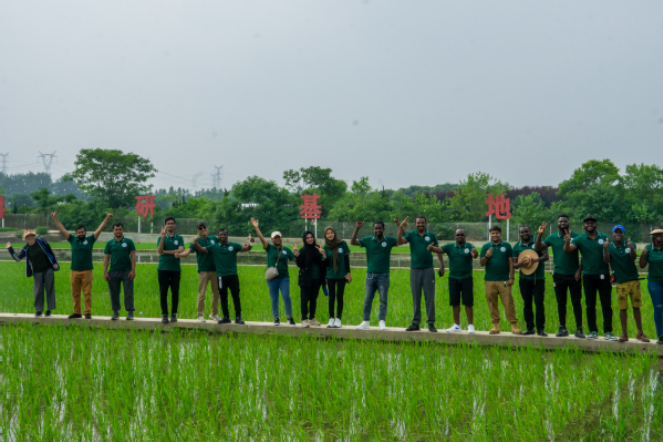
[518,249,540,276]
[22,229,37,240]
[650,227,663,235]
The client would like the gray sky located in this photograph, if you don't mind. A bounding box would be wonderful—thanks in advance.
[2,0,662,192]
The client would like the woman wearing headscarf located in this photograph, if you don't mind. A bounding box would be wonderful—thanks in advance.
[296,230,327,327]
[323,227,352,328]
[640,226,663,344]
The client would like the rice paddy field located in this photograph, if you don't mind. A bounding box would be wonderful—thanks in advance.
[2,262,663,441]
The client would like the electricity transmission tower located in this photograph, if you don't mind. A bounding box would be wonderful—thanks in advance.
[38,151,57,175]
[211,166,223,189]
[0,153,8,174]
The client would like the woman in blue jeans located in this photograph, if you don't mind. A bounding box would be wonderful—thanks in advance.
[251,218,298,326]
[640,226,663,344]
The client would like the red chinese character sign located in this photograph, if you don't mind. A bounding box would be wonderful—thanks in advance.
[485,193,512,240]
[300,194,322,237]
[135,195,156,218]
[0,196,5,224]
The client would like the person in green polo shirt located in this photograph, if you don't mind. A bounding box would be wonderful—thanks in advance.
[156,217,185,324]
[564,215,617,340]
[50,211,114,319]
[322,226,351,329]
[512,226,550,336]
[352,220,398,331]
[535,215,584,338]
[436,229,478,334]
[396,215,441,333]
[604,225,649,343]
[480,225,521,335]
[640,226,663,344]
[103,223,137,321]
[193,228,252,325]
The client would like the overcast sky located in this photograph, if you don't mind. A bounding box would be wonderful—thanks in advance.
[1,0,662,192]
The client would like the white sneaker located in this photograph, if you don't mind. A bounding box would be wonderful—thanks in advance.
[209,314,221,321]
[327,318,335,328]
[197,316,205,322]
[446,324,462,333]
[301,319,311,328]
[357,321,371,330]
[468,324,476,334]
[334,318,342,328]
[379,320,386,330]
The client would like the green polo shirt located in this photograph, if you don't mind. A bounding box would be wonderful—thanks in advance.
[323,241,351,279]
[607,242,639,283]
[207,241,242,277]
[513,240,545,280]
[67,234,96,271]
[189,236,217,273]
[571,232,610,276]
[266,244,296,279]
[403,230,439,269]
[441,242,475,279]
[480,241,513,281]
[645,245,663,285]
[543,232,580,275]
[157,234,184,272]
[358,236,398,274]
[103,237,136,272]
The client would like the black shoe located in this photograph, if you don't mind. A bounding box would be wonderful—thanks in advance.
[45,310,52,317]
[218,317,231,324]
[84,314,92,320]
[126,311,134,321]
[428,324,438,333]
[556,326,569,337]
[161,315,169,324]
[657,336,663,345]
[575,328,585,339]
[522,329,535,335]
[273,318,280,326]
[68,313,83,319]
[405,324,420,332]
[537,330,548,337]
[35,311,43,317]
[170,314,177,323]
[235,317,245,325]
[111,311,120,320]
[287,317,296,327]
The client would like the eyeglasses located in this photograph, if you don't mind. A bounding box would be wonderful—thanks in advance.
[198,226,207,230]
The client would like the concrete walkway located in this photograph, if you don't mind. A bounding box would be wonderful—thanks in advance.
[1,312,661,356]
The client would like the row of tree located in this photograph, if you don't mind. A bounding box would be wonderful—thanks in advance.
[1,149,662,240]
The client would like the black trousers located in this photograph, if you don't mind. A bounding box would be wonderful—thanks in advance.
[553,273,583,329]
[301,278,323,320]
[583,274,613,333]
[158,270,180,315]
[519,279,545,331]
[219,275,241,318]
[328,278,346,319]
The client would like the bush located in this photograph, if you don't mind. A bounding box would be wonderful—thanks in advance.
[35,226,49,235]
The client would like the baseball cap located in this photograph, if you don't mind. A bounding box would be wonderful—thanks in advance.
[196,221,207,230]
[270,231,282,239]
[612,225,625,233]
[583,215,597,222]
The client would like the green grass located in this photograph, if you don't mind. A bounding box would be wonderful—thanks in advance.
[2,324,662,441]
[0,262,658,337]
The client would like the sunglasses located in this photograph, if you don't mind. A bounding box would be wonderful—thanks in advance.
[198,226,207,230]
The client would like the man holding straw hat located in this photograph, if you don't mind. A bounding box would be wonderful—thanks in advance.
[5,229,60,317]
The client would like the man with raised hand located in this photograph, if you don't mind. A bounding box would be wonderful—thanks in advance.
[512,226,550,336]
[564,215,617,340]
[193,228,252,325]
[176,222,221,322]
[480,225,521,335]
[157,217,185,324]
[51,211,113,319]
[535,215,584,338]
[103,223,136,321]
[603,226,649,343]
[352,220,398,331]
[396,215,440,332]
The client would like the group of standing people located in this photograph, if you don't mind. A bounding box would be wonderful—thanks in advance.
[5,212,663,344]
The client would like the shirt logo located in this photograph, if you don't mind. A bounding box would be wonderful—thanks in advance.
[381,242,387,247]
[228,246,234,251]
[338,247,343,253]
[531,244,535,248]
[282,251,287,255]
[174,240,178,245]
[122,243,127,248]
[425,236,430,242]
[500,247,506,252]
[625,248,631,253]
[598,239,604,245]
[464,248,469,254]
[210,240,215,245]
[83,240,88,245]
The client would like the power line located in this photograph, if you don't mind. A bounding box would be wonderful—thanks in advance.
[211,165,223,189]
[37,151,57,175]
[0,153,8,174]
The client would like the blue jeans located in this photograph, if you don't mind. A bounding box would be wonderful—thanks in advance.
[648,281,663,338]
[267,277,292,319]
[363,273,390,321]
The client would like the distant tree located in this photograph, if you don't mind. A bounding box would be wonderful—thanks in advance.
[511,192,550,229]
[30,187,76,214]
[283,166,348,215]
[446,172,508,222]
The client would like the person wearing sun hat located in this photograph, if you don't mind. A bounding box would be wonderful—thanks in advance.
[640,226,663,344]
[604,225,648,343]
[5,229,60,317]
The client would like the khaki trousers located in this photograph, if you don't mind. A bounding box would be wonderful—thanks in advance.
[197,271,220,317]
[485,281,518,325]
[71,270,93,314]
